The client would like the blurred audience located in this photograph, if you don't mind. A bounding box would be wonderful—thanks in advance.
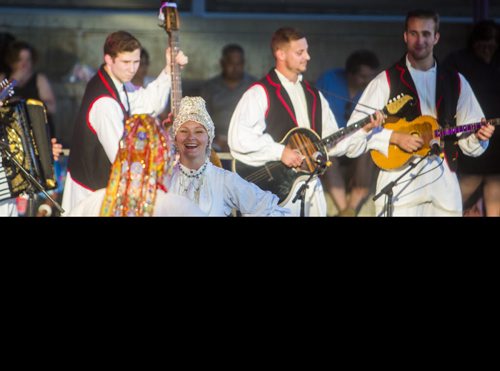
[201,43,256,153]
[316,50,380,216]
[0,32,15,77]
[445,20,500,216]
[3,40,57,134]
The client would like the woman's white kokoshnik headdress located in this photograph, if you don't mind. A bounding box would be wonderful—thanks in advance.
[172,96,215,153]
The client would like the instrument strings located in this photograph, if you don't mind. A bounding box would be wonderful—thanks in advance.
[244,136,322,183]
[319,88,377,118]
[244,92,374,183]
[245,89,387,184]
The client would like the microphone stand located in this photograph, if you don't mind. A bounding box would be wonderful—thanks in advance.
[372,148,436,217]
[0,141,64,215]
[292,160,328,217]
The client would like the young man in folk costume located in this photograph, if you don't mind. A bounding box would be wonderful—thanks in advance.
[228,27,383,216]
[348,9,495,216]
[62,31,188,213]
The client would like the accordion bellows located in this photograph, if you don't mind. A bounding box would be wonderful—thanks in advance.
[0,98,56,201]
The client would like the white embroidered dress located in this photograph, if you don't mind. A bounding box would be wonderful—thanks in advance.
[166,160,289,216]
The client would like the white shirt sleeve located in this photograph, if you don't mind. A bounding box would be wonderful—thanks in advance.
[455,74,488,157]
[320,91,369,158]
[347,71,393,157]
[319,91,338,138]
[88,97,125,163]
[89,71,172,164]
[228,85,285,167]
[222,170,290,216]
[127,70,171,116]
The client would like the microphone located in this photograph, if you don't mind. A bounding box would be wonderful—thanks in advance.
[312,151,332,167]
[429,139,443,157]
[37,203,53,217]
[313,151,325,164]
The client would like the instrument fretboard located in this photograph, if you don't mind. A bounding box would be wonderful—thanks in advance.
[435,118,500,137]
[169,30,182,120]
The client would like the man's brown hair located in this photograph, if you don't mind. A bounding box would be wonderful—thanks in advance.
[103,31,141,59]
[405,9,440,33]
[270,27,305,54]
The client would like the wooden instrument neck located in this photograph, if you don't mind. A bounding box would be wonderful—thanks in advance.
[169,30,182,119]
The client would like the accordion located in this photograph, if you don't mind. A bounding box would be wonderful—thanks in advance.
[0,98,57,202]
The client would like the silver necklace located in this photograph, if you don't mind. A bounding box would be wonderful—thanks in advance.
[178,161,209,202]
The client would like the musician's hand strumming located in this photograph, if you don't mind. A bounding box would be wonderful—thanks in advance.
[281,147,305,168]
[389,131,424,153]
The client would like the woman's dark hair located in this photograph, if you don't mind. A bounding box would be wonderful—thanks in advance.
[5,40,38,67]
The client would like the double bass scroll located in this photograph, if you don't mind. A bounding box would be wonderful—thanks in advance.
[159,1,182,119]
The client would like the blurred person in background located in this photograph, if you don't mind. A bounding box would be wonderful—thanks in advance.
[316,50,380,216]
[445,20,500,216]
[201,44,256,154]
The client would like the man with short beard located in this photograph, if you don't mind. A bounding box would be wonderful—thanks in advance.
[229,27,382,216]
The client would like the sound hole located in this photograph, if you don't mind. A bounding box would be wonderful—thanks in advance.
[415,121,434,148]
[289,132,318,173]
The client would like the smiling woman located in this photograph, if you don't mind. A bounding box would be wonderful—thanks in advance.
[68,113,207,216]
[165,96,289,216]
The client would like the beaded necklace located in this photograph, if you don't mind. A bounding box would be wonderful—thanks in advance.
[177,159,209,203]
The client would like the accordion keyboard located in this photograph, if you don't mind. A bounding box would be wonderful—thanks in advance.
[0,162,10,201]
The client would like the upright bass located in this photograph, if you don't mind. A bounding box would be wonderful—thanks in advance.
[159,1,222,167]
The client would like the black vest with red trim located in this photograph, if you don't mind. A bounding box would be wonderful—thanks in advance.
[257,69,322,141]
[386,56,461,171]
[68,65,128,191]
